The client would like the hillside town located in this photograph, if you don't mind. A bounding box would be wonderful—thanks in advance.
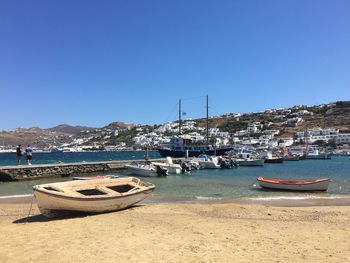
[0,101,350,155]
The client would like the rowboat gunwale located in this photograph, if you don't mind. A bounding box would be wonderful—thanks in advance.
[34,186,155,202]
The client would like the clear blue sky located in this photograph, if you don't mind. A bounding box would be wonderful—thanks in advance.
[1,0,349,130]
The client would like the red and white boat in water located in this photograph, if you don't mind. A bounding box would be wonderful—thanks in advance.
[256,177,330,191]
[263,152,284,163]
[278,148,300,161]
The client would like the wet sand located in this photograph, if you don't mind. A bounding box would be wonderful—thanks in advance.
[1,196,350,262]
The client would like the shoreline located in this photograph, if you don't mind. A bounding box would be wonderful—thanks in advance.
[2,193,350,207]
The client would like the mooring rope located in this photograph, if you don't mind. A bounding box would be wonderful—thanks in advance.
[25,194,35,223]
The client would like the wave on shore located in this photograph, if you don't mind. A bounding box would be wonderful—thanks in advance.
[0,194,32,199]
[248,195,349,201]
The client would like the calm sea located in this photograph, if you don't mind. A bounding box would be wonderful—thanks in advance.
[0,150,160,166]
[0,151,349,200]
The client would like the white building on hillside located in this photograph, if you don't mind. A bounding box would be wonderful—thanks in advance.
[234,130,248,137]
[277,137,294,147]
[208,128,230,138]
[247,122,262,133]
[336,134,350,144]
[296,128,339,143]
[262,130,280,136]
[286,117,303,127]
[294,110,313,116]
[274,115,285,120]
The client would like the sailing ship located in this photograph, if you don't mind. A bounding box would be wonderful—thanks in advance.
[158,95,233,158]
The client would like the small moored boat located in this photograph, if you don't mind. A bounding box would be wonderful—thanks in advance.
[264,157,284,163]
[33,177,155,216]
[228,151,264,166]
[195,154,221,169]
[126,161,168,177]
[152,157,182,174]
[236,158,265,166]
[256,177,330,191]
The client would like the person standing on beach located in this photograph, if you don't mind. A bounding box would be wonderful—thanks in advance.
[16,144,23,165]
[25,145,33,165]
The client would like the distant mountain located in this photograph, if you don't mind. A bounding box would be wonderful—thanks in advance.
[47,124,96,134]
[13,127,44,134]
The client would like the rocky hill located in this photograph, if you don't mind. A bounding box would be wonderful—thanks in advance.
[47,124,96,135]
[1,101,349,148]
[0,124,102,148]
[104,122,135,130]
[198,101,350,137]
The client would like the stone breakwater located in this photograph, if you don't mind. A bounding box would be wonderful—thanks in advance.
[0,160,132,182]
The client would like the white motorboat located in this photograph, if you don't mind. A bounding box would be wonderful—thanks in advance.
[152,157,182,174]
[306,149,331,160]
[126,161,168,177]
[195,155,221,169]
[33,177,155,216]
[227,150,264,166]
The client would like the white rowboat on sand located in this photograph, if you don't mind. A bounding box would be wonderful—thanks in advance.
[33,177,155,217]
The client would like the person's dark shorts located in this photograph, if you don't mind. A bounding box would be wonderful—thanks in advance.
[27,155,32,160]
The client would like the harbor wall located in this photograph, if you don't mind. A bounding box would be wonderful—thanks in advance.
[0,160,132,182]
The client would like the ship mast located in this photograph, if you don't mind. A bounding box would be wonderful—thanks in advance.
[179,99,182,135]
[206,94,209,144]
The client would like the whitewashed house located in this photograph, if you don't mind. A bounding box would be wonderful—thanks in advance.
[286,117,303,127]
[296,128,339,143]
[277,137,294,147]
[336,134,350,144]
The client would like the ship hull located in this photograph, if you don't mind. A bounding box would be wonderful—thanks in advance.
[158,147,233,158]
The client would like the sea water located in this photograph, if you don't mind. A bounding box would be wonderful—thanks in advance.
[0,151,160,166]
[0,152,349,200]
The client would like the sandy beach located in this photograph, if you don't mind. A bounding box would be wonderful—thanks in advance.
[0,197,349,263]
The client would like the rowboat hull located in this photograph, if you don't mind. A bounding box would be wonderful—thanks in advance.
[33,177,155,216]
[34,188,153,215]
[257,177,330,191]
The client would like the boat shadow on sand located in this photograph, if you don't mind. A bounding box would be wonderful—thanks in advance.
[12,204,144,223]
